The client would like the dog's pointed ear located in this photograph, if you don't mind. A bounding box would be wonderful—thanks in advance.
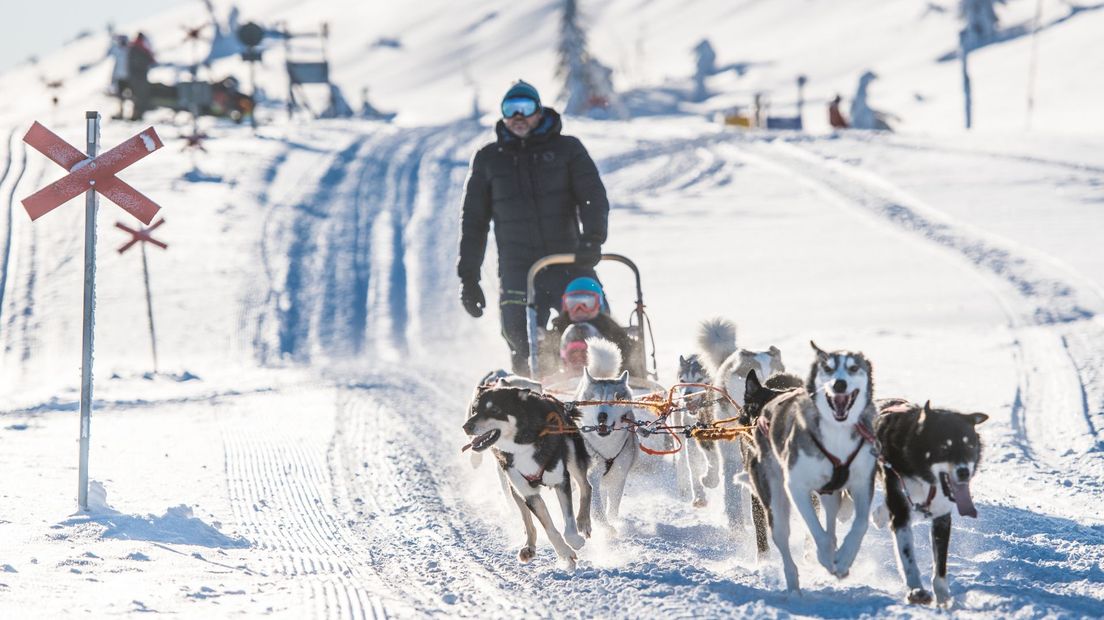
[917,400,932,429]
[745,369,762,395]
[617,370,629,384]
[679,354,686,365]
[769,345,781,356]
[967,412,989,425]
[810,340,828,361]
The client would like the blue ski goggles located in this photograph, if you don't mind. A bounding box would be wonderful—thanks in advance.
[501,97,539,118]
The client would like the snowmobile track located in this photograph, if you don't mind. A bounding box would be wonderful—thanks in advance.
[734,136,1104,517]
[0,129,26,333]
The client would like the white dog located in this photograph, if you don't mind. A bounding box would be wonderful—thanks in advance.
[573,338,637,531]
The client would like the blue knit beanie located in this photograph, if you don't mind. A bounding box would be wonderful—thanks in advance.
[503,80,541,108]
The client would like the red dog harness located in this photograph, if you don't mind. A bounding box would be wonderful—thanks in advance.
[758,415,875,495]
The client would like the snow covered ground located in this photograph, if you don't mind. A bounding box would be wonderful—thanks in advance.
[1,0,1103,618]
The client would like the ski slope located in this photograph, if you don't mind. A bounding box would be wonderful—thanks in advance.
[1,0,1104,618]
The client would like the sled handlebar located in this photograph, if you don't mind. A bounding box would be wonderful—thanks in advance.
[525,253,646,379]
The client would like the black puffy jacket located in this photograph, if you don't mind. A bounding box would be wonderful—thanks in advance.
[457,108,609,282]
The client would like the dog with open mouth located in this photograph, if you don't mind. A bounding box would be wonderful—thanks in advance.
[462,386,592,569]
[741,341,878,594]
[872,398,988,606]
[467,369,544,471]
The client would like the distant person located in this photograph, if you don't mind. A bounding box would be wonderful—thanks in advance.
[457,80,610,376]
[828,94,849,129]
[108,34,130,119]
[127,33,156,120]
[108,35,130,96]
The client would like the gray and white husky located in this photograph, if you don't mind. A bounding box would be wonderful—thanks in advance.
[574,338,637,531]
[462,386,592,569]
[872,398,988,606]
[697,318,785,528]
[744,341,877,593]
[674,354,712,507]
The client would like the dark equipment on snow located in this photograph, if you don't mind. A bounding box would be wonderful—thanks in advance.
[143,77,254,123]
[236,22,265,47]
[236,22,265,127]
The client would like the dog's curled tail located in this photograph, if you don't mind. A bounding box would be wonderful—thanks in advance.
[585,337,623,378]
[698,318,737,368]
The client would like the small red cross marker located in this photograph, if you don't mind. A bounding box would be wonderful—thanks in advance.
[21,121,163,224]
[116,218,168,254]
[181,131,210,152]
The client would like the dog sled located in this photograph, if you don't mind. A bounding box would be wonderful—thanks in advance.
[524,253,662,395]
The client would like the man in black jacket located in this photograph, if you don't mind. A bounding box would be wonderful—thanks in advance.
[457,80,609,375]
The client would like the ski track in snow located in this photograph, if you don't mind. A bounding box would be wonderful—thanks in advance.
[729,135,1104,517]
[840,133,1104,177]
[0,129,26,339]
[220,392,393,619]
[249,123,483,365]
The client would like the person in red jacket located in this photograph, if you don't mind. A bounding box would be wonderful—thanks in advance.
[127,33,156,120]
[828,94,849,129]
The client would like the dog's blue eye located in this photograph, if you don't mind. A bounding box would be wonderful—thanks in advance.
[848,365,859,373]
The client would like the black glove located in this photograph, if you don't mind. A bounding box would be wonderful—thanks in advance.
[575,240,602,269]
[460,279,485,318]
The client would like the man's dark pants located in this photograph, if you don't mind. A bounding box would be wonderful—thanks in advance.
[499,264,596,376]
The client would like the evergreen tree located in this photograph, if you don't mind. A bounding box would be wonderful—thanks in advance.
[556,0,625,118]
[692,39,717,102]
[959,0,1006,49]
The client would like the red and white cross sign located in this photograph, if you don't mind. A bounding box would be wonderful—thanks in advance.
[116,218,168,254]
[21,121,163,224]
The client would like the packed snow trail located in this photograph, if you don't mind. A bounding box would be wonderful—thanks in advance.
[243,123,1104,617]
[1,120,1102,618]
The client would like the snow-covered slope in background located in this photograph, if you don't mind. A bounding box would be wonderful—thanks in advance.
[2,0,1103,132]
[0,0,1103,618]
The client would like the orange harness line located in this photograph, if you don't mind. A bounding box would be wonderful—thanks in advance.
[537,383,756,455]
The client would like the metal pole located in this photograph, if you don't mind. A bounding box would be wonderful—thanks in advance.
[248,57,258,130]
[1025,0,1043,130]
[78,111,100,511]
[140,242,159,373]
[959,29,973,130]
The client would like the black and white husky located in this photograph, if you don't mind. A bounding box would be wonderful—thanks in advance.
[462,386,592,569]
[744,341,877,593]
[574,338,637,531]
[873,398,988,606]
[740,369,805,559]
[697,318,785,528]
[467,370,543,471]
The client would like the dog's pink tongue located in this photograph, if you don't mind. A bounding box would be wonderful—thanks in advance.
[952,481,978,518]
[831,394,851,417]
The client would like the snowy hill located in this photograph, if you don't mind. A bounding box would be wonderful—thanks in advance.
[0,0,1103,618]
[3,0,1104,131]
